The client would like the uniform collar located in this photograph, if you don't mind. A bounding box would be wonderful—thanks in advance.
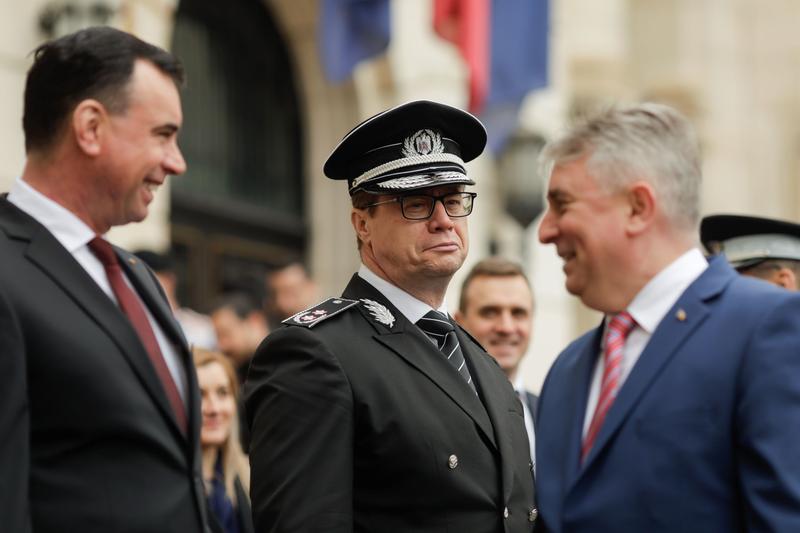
[357,264,449,324]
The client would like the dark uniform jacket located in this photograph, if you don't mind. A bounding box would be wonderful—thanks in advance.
[245,274,538,532]
[0,197,209,533]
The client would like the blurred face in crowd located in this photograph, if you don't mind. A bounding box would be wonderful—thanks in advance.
[197,361,236,448]
[211,307,257,366]
[353,185,469,288]
[267,264,316,320]
[538,156,631,312]
[89,60,186,233]
[455,275,533,379]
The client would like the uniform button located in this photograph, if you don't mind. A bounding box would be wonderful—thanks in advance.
[528,461,533,471]
[528,508,538,522]
[448,454,458,469]
[503,506,509,519]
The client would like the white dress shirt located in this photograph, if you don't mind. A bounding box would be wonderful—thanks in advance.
[582,248,708,437]
[358,264,449,323]
[8,177,188,402]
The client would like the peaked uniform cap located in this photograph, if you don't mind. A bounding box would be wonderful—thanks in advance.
[700,214,800,268]
[324,100,487,195]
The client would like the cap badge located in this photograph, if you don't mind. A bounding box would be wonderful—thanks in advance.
[361,298,395,328]
[402,129,443,158]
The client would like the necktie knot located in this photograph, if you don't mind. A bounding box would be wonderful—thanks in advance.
[417,310,476,393]
[605,311,636,356]
[88,237,118,267]
[417,310,455,338]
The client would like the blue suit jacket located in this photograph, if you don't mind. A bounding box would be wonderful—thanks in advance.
[536,257,800,532]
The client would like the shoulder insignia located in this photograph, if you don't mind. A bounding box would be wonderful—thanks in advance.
[360,298,395,328]
[283,297,359,328]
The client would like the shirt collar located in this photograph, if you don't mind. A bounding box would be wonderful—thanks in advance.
[7,176,97,252]
[358,264,449,324]
[626,248,708,333]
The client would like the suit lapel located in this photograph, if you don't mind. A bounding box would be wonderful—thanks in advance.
[13,214,187,441]
[579,260,731,472]
[118,247,196,444]
[458,326,513,496]
[343,275,497,450]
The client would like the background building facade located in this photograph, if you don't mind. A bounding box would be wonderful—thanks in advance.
[2,0,799,391]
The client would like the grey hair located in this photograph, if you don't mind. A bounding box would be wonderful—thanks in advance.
[540,103,702,230]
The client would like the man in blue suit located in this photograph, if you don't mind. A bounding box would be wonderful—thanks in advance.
[535,103,800,532]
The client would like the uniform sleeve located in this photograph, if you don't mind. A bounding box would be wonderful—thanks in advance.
[244,326,354,533]
[737,295,800,530]
[0,286,31,532]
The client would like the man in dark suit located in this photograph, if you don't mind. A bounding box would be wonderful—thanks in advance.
[0,27,210,532]
[245,100,537,532]
[534,103,800,532]
[701,213,800,290]
[455,257,538,466]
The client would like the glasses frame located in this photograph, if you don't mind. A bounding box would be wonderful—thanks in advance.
[362,191,478,220]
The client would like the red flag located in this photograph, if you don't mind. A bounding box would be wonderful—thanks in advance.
[433,0,490,114]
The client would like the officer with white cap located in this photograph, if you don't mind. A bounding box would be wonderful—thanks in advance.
[701,214,800,290]
[245,100,537,532]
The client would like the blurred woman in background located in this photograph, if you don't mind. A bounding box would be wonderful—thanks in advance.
[194,348,254,533]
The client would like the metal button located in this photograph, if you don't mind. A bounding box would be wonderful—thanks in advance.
[448,454,458,469]
[503,506,509,519]
[528,508,538,522]
[528,461,533,471]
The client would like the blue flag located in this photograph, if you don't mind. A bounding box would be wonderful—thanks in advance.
[319,0,391,83]
[483,0,549,154]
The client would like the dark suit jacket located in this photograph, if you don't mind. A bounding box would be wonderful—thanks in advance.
[536,257,800,532]
[245,274,537,532]
[0,198,209,533]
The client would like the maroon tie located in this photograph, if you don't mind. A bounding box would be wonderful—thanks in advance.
[88,237,187,435]
[581,311,636,462]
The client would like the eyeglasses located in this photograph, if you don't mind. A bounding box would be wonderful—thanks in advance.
[362,192,477,220]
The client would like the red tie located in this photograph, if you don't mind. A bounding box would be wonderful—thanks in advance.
[582,311,636,462]
[88,237,187,435]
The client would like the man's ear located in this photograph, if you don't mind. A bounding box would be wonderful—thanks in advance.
[72,99,106,157]
[775,267,798,290]
[625,181,657,235]
[351,208,371,246]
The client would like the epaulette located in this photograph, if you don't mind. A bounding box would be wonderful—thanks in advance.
[282,297,359,328]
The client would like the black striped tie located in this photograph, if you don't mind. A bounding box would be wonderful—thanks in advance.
[417,310,477,393]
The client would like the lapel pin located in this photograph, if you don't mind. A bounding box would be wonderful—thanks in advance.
[128,257,137,265]
[676,308,687,321]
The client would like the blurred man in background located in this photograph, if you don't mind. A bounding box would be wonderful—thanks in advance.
[264,260,318,326]
[210,292,269,383]
[701,213,800,290]
[455,257,537,465]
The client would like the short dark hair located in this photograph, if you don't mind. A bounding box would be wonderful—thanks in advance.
[458,257,534,313]
[23,26,184,153]
[211,292,262,320]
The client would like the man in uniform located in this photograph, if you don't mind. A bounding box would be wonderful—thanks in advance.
[701,213,800,290]
[455,257,538,465]
[245,100,537,532]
